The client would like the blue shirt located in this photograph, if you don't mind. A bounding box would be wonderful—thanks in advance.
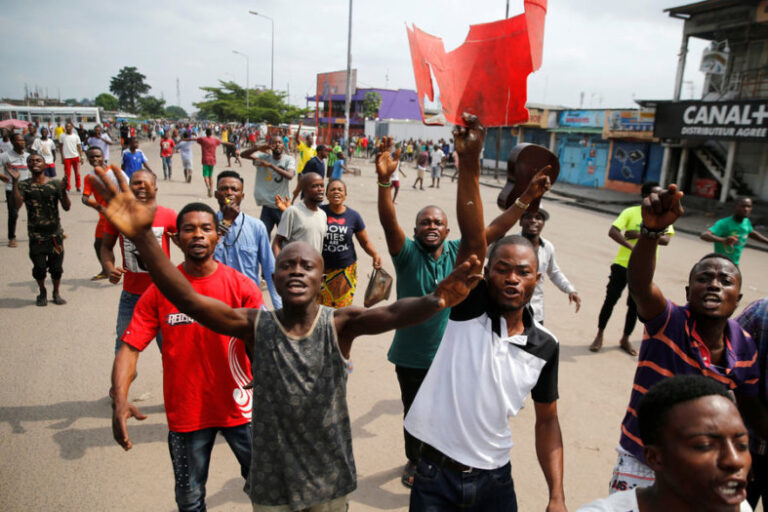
[331,159,345,180]
[302,156,326,178]
[214,211,281,309]
[121,149,147,177]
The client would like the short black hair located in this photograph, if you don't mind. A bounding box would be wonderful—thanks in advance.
[176,202,219,232]
[326,178,346,194]
[637,375,733,446]
[641,181,660,198]
[86,146,103,155]
[216,170,243,186]
[688,252,741,288]
[205,128,212,136]
[487,234,539,270]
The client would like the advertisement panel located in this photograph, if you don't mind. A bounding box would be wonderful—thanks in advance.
[654,100,768,142]
[316,70,357,97]
[558,110,604,128]
[603,110,655,138]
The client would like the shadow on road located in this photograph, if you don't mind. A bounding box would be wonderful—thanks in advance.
[0,297,36,308]
[0,397,164,434]
[52,422,168,459]
[5,277,106,292]
[206,477,251,510]
[350,399,401,439]
[351,466,408,510]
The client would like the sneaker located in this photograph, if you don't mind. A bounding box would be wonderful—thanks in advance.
[36,293,47,307]
[8,239,17,248]
[52,293,67,305]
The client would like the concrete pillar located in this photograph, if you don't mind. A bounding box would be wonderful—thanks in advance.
[720,141,738,203]
[549,131,556,153]
[673,35,689,101]
[518,127,525,145]
[659,145,671,187]
[676,146,689,186]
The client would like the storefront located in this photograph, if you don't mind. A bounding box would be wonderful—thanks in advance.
[603,109,663,194]
[553,110,610,188]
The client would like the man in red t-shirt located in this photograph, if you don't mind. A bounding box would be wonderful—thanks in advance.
[112,202,263,512]
[159,133,176,181]
[182,128,236,198]
[99,169,177,355]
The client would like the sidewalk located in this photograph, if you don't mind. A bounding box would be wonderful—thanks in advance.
[479,174,768,253]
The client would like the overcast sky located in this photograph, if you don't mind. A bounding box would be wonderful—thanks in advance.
[2,0,709,114]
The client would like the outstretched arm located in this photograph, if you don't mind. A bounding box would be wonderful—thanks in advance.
[750,230,768,245]
[375,136,406,256]
[534,401,567,512]
[88,167,253,341]
[333,256,483,357]
[627,184,684,321]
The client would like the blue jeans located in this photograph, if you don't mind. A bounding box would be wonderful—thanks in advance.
[168,424,252,512]
[115,290,162,354]
[162,156,173,178]
[409,457,517,512]
[259,206,283,237]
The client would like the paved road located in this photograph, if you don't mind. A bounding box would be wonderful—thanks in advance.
[1,140,766,511]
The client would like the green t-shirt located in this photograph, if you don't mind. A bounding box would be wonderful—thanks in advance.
[387,238,461,369]
[709,215,753,266]
[611,205,674,268]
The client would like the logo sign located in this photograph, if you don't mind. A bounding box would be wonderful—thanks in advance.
[654,100,768,142]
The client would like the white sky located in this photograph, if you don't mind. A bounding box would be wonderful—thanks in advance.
[1,0,709,114]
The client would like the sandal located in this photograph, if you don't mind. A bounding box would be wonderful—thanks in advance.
[52,294,67,305]
[36,293,48,307]
[401,460,417,488]
[91,272,108,281]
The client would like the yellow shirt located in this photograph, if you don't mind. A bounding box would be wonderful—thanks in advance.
[296,141,316,173]
[53,126,64,140]
[222,130,229,143]
[612,205,674,267]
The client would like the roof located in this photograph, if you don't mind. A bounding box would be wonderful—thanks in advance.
[664,0,746,19]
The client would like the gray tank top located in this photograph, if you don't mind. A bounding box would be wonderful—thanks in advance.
[247,306,356,509]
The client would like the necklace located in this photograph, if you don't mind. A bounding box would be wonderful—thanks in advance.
[223,213,245,248]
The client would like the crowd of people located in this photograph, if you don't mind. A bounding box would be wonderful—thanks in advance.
[2,110,768,512]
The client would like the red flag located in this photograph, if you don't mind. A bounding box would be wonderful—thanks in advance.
[406,0,547,127]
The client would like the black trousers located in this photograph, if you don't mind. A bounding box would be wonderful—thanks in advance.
[597,263,638,337]
[747,451,768,510]
[395,365,429,463]
[6,190,18,240]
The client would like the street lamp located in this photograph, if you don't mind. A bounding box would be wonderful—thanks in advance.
[232,50,250,126]
[249,11,274,91]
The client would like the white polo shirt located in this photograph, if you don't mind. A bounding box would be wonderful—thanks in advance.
[404,280,560,470]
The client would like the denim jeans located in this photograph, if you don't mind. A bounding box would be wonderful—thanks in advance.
[162,156,173,178]
[409,457,517,512]
[259,206,283,237]
[115,290,162,354]
[168,424,252,512]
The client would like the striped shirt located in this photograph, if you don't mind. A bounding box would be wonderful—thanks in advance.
[619,299,758,462]
[737,298,768,455]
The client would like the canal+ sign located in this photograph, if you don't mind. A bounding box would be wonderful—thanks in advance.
[654,100,768,142]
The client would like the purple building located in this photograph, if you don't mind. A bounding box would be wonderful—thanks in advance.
[305,87,421,141]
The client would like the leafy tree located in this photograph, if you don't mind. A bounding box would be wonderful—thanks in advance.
[95,93,119,111]
[194,81,309,124]
[63,98,78,106]
[137,96,166,118]
[165,105,188,119]
[362,91,382,119]
[109,66,151,112]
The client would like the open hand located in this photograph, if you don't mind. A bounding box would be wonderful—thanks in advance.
[452,113,485,166]
[375,136,401,182]
[112,401,147,451]
[433,255,484,309]
[6,166,20,182]
[274,194,290,212]
[87,165,156,239]
[641,183,684,230]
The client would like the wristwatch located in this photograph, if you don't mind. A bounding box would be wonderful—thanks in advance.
[640,224,667,239]
[514,198,529,210]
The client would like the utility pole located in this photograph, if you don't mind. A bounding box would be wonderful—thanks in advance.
[233,50,250,125]
[176,77,181,108]
[250,11,274,90]
[343,0,353,152]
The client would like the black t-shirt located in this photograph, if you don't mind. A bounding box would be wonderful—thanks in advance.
[302,156,326,178]
[319,205,365,269]
[450,279,560,403]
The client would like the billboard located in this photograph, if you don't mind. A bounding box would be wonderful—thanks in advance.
[654,100,768,142]
[603,110,655,138]
[316,70,357,98]
[558,110,604,128]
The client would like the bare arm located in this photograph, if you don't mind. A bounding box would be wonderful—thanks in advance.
[293,123,303,145]
[354,229,382,269]
[375,137,406,256]
[111,344,146,451]
[272,234,287,259]
[609,225,635,250]
[453,114,487,267]
[534,401,567,512]
[59,180,71,211]
[627,185,684,321]
[749,230,768,245]
[88,167,254,341]
[333,256,482,357]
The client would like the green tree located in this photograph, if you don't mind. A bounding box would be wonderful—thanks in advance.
[109,66,151,112]
[194,81,309,124]
[137,96,166,118]
[165,105,188,119]
[362,91,382,119]
[63,98,78,106]
[95,93,119,111]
